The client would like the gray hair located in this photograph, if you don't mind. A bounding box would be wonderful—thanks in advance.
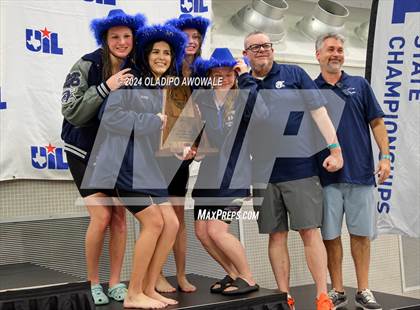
[315,32,345,51]
[244,31,271,49]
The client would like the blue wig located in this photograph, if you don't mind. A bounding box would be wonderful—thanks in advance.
[90,9,147,46]
[194,48,237,77]
[136,24,187,74]
[165,15,210,39]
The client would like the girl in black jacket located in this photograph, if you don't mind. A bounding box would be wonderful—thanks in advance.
[60,9,145,305]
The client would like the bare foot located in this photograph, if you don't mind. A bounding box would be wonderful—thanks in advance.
[123,293,166,309]
[145,290,178,306]
[177,276,197,293]
[155,275,176,293]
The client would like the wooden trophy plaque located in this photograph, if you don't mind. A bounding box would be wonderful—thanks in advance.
[157,85,217,156]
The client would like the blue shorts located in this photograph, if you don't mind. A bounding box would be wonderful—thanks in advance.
[321,183,376,240]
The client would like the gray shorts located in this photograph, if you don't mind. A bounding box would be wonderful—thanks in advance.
[253,176,323,233]
[321,183,376,240]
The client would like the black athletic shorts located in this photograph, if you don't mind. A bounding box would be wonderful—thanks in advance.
[116,189,169,215]
[66,151,117,198]
[168,163,189,197]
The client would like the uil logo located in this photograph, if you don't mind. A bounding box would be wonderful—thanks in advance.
[180,0,208,13]
[26,27,63,55]
[31,144,68,170]
[392,0,420,24]
[83,0,116,5]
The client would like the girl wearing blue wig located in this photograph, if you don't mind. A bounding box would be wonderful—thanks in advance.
[91,24,188,309]
[166,15,210,77]
[192,48,259,296]
[60,9,145,305]
[155,14,211,294]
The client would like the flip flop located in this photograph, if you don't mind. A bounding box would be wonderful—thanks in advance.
[210,275,234,293]
[107,283,127,301]
[221,277,259,296]
[91,284,109,305]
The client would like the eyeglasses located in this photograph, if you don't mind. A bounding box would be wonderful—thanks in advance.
[245,43,273,53]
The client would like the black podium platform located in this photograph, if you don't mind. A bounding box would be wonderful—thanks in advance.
[0,263,93,310]
[1,263,419,310]
[98,277,420,310]
[0,265,287,310]
[99,274,288,310]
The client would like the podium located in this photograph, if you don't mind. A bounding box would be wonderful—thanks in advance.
[2,265,419,310]
[0,263,93,310]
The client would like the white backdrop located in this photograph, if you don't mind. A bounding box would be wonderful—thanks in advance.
[0,0,211,180]
[368,0,420,237]
[1,0,419,238]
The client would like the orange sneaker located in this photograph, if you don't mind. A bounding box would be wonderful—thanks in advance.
[287,293,295,310]
[316,292,334,310]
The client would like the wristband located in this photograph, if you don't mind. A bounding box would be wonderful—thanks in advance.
[380,154,391,160]
[327,143,340,150]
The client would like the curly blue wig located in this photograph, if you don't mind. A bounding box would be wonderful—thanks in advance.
[90,9,147,46]
[135,24,187,74]
[165,15,210,39]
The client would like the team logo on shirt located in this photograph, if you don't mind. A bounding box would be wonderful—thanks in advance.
[26,27,63,55]
[275,80,285,89]
[83,0,116,5]
[346,87,356,95]
[340,86,356,96]
[225,110,235,128]
[180,0,208,13]
[31,143,68,170]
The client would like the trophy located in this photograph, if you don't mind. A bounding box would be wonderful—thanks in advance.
[157,85,217,156]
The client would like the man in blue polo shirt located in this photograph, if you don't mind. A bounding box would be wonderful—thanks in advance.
[314,33,391,310]
[238,31,343,310]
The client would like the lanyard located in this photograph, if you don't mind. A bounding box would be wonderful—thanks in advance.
[216,105,224,131]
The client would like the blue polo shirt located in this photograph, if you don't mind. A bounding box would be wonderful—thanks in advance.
[238,62,327,183]
[315,71,385,187]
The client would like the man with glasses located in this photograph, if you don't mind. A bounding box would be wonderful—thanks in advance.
[237,31,343,310]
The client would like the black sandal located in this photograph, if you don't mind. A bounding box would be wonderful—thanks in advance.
[221,277,259,296]
[210,275,234,293]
